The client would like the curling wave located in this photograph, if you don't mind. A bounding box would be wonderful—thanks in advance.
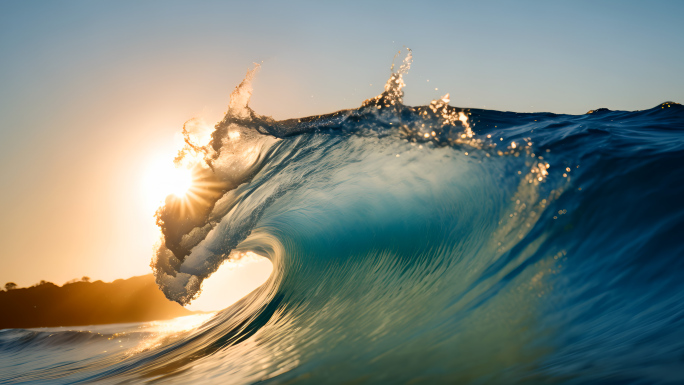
[2,50,684,384]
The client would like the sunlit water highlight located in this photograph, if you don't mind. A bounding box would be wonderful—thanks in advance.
[2,51,684,384]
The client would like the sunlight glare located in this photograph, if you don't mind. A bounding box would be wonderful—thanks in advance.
[143,157,194,213]
[168,167,193,197]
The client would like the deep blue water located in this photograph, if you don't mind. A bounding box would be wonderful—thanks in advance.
[2,52,683,384]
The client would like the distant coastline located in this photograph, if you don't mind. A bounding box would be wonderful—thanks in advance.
[0,275,194,329]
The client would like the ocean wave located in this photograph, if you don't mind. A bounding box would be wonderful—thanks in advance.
[3,51,684,384]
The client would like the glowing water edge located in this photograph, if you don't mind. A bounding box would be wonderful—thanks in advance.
[2,50,684,384]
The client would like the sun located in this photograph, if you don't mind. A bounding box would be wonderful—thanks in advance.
[143,157,195,212]
[167,167,193,197]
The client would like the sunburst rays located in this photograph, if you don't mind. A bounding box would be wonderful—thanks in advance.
[162,163,227,221]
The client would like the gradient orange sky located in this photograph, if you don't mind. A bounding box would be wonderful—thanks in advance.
[1,1,683,288]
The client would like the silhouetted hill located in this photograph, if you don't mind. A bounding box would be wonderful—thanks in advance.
[0,275,194,329]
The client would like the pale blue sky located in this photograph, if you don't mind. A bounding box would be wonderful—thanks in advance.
[1,0,682,286]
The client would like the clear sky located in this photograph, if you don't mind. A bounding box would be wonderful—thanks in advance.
[1,1,683,288]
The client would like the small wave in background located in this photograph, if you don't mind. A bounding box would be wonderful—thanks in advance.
[2,50,683,384]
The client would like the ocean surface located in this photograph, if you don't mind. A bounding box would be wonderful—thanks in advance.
[2,51,684,384]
